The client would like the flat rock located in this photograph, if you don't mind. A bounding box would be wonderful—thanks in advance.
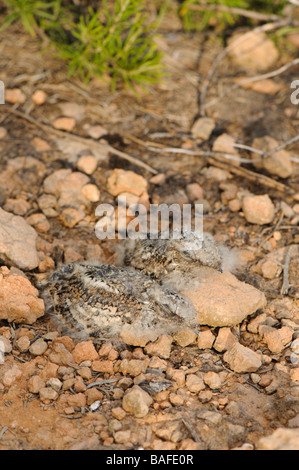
[0,208,40,270]
[180,268,266,327]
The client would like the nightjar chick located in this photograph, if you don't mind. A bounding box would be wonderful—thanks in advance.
[41,262,198,341]
[124,230,223,279]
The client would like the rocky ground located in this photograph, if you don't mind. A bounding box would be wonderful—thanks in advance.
[0,14,299,451]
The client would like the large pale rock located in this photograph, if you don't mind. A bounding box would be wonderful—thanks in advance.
[0,267,44,324]
[180,268,266,327]
[257,428,299,450]
[0,208,39,270]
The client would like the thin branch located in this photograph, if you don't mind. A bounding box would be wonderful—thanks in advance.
[2,105,158,175]
[186,3,281,22]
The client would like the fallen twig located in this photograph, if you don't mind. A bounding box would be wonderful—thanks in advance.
[3,105,157,175]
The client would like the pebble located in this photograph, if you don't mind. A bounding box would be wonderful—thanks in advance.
[81,183,100,202]
[197,329,215,349]
[46,377,62,392]
[77,155,98,175]
[27,375,46,394]
[203,371,222,390]
[212,133,240,165]
[228,31,279,72]
[191,117,215,141]
[0,208,40,270]
[0,335,12,354]
[16,335,31,352]
[72,340,98,363]
[201,166,230,182]
[223,342,262,373]
[26,213,50,233]
[29,338,48,356]
[31,90,47,105]
[261,259,282,279]
[4,198,31,216]
[0,127,7,139]
[66,392,86,408]
[114,430,131,444]
[91,360,114,374]
[38,387,59,402]
[107,169,148,197]
[213,327,238,352]
[2,365,22,386]
[85,124,108,139]
[60,207,86,228]
[48,342,74,365]
[173,328,197,347]
[242,194,275,225]
[181,269,266,327]
[111,406,126,420]
[5,88,26,104]
[119,358,149,377]
[53,117,76,132]
[186,183,203,201]
[144,335,173,359]
[251,136,292,178]
[37,194,59,218]
[122,385,153,418]
[0,267,44,324]
[185,374,205,393]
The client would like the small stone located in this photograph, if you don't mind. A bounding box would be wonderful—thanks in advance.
[0,267,44,324]
[111,407,126,420]
[290,368,299,382]
[203,371,221,390]
[185,374,205,393]
[223,342,262,373]
[72,340,98,363]
[144,335,173,359]
[15,335,30,352]
[114,430,131,444]
[169,393,184,406]
[86,124,108,139]
[0,335,12,354]
[107,169,148,197]
[201,166,230,182]
[31,136,51,152]
[77,155,98,175]
[251,136,292,178]
[197,329,215,349]
[29,338,48,356]
[212,133,240,165]
[242,194,275,225]
[259,325,287,353]
[46,377,62,392]
[191,117,215,141]
[122,385,153,418]
[48,342,74,365]
[91,360,114,374]
[213,327,238,352]
[186,183,203,201]
[198,390,213,403]
[60,207,86,228]
[119,358,149,377]
[39,387,59,402]
[53,117,76,131]
[27,375,46,394]
[26,213,50,233]
[261,259,282,279]
[228,31,279,73]
[228,198,242,212]
[149,173,166,185]
[32,90,47,105]
[173,328,197,347]
[4,198,31,216]
[77,366,92,380]
[2,365,22,386]
[119,327,158,347]
[0,127,7,139]
[37,194,58,218]
[81,184,100,202]
[66,392,86,408]
[38,256,55,273]
[5,88,26,104]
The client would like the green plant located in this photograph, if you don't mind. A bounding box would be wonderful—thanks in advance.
[1,0,64,37]
[1,0,165,91]
[55,1,164,90]
[179,0,287,32]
